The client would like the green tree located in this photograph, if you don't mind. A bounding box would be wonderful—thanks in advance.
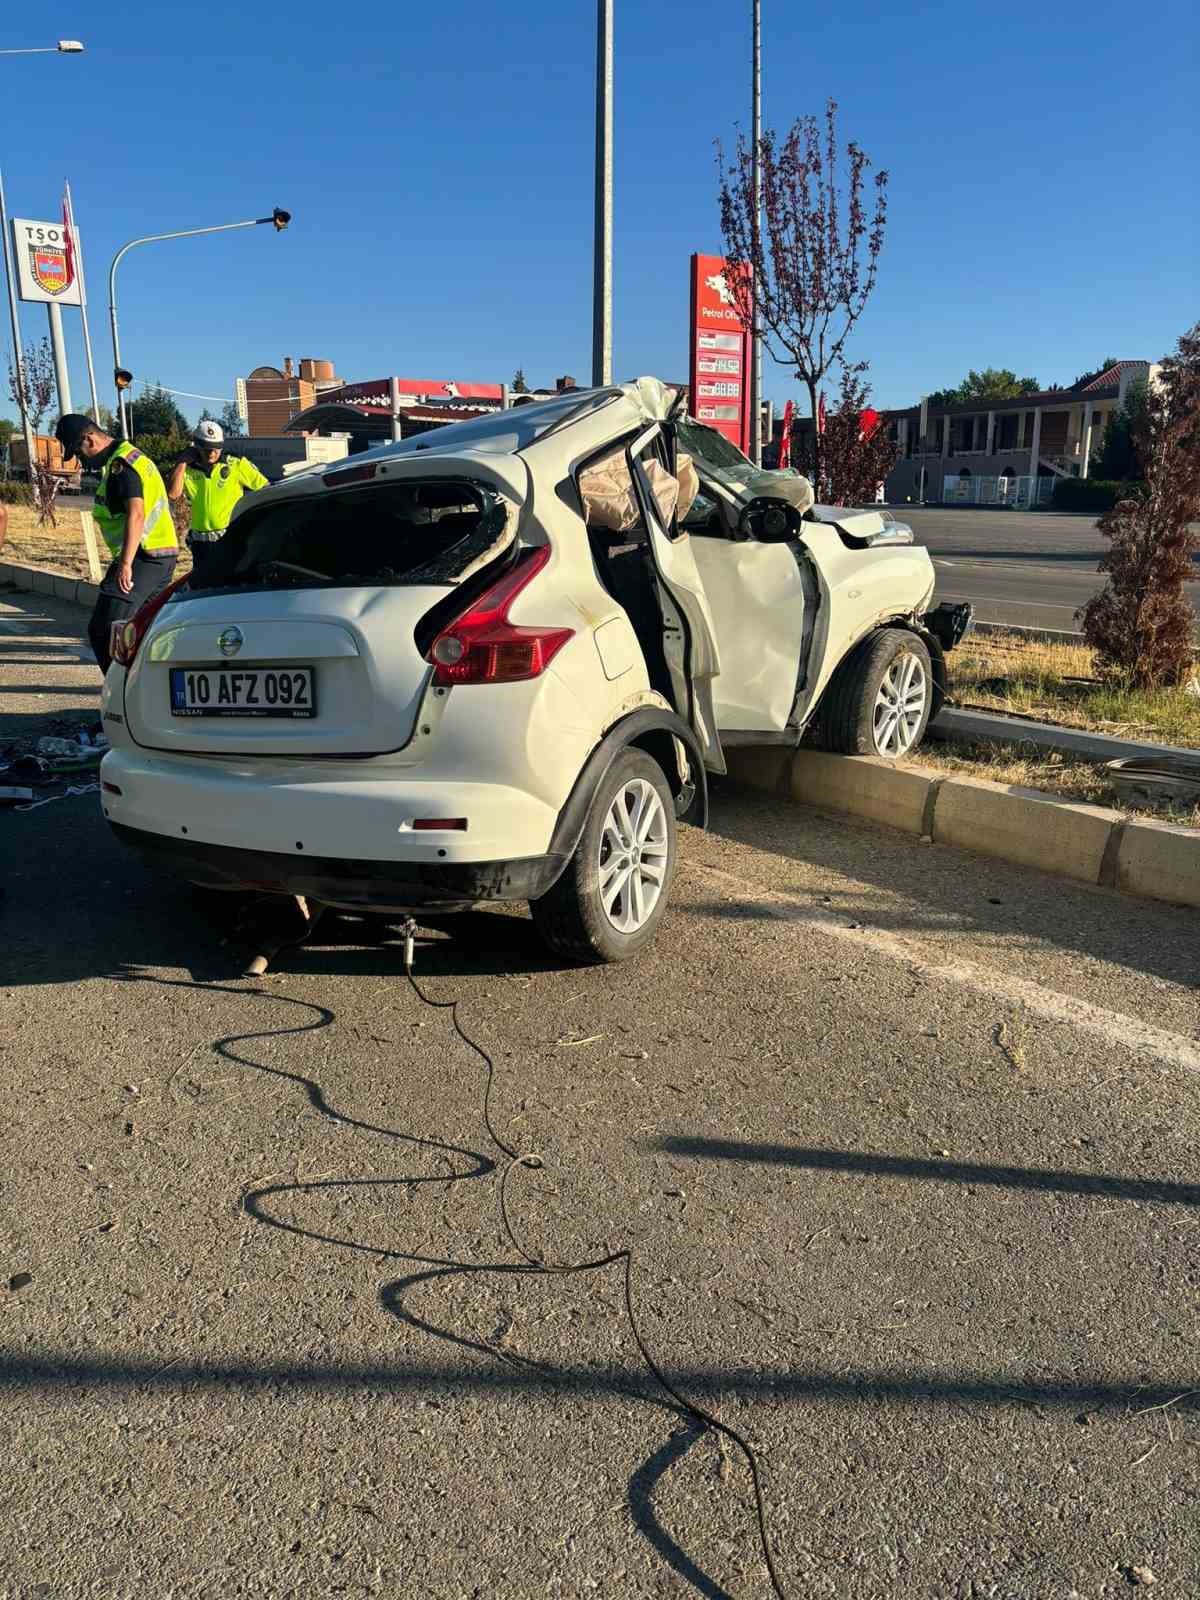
[0,417,15,451]
[1090,381,1148,482]
[511,368,529,395]
[133,430,189,475]
[219,401,244,437]
[127,384,187,438]
[941,368,1041,406]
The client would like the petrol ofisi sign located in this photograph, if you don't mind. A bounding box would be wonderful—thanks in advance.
[688,253,750,453]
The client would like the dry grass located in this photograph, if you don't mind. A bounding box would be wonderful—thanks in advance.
[1,499,192,578]
[946,629,1200,749]
[919,738,1200,831]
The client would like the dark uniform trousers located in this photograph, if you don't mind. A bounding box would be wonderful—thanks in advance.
[89,549,178,674]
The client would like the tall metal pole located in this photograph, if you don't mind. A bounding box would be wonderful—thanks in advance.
[0,165,37,474]
[46,300,72,416]
[591,0,613,388]
[749,0,762,466]
[389,375,401,442]
[65,181,100,421]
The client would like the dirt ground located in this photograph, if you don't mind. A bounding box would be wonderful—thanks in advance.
[2,498,192,579]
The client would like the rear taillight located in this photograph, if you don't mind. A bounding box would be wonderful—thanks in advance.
[426,546,573,686]
[110,575,190,668]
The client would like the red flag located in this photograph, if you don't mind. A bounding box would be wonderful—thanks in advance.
[817,391,826,435]
[778,398,794,469]
[860,407,880,441]
[61,191,76,289]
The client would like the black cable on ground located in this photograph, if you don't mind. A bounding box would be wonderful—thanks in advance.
[401,924,789,1600]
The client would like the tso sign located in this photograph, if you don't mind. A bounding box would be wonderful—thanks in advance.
[12,218,83,306]
[688,252,750,453]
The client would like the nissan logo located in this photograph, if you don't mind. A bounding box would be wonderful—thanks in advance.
[218,626,244,658]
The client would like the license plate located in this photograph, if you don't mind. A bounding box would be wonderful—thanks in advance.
[169,666,316,718]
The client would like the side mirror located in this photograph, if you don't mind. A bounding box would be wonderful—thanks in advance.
[737,496,803,542]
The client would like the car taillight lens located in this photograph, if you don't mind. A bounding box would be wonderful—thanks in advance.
[110,575,190,668]
[426,546,573,686]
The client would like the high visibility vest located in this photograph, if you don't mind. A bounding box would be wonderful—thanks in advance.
[94,442,178,558]
[182,454,268,533]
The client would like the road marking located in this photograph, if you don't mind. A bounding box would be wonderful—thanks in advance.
[934,558,1101,577]
[691,863,1200,1074]
[937,593,1084,613]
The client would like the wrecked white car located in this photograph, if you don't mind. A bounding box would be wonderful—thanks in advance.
[99,378,970,963]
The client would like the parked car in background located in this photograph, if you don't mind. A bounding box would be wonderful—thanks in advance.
[98,378,971,963]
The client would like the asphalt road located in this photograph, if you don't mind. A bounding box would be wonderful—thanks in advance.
[896,507,1200,634]
[3,590,1200,1599]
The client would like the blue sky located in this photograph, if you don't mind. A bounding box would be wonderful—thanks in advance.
[2,0,1197,425]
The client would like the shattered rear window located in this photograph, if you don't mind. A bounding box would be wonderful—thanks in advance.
[189,480,511,593]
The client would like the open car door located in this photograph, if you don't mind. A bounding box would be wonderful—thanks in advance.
[626,423,725,775]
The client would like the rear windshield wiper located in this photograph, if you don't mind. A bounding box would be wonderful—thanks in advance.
[257,559,333,582]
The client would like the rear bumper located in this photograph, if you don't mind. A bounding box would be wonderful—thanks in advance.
[110,822,565,910]
[99,744,560,865]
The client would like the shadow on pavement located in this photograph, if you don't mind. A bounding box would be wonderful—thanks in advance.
[1,798,560,987]
[702,784,1199,994]
[2,1348,1197,1415]
[652,1136,1200,1209]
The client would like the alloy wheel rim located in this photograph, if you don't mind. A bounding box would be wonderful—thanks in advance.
[597,778,669,934]
[873,651,928,757]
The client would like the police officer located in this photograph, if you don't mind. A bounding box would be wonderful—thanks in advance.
[168,420,267,584]
[54,413,179,674]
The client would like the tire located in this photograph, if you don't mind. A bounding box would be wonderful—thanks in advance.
[531,748,677,964]
[818,628,933,759]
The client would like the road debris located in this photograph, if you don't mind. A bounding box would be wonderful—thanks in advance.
[995,1017,1028,1072]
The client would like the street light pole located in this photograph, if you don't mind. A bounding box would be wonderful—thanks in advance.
[0,164,36,472]
[107,209,290,437]
[749,0,762,466]
[1,40,84,469]
[592,0,613,388]
[0,41,84,55]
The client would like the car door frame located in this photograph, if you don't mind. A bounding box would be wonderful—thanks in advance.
[625,422,726,775]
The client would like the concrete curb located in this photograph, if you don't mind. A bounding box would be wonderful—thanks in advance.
[0,558,98,611]
[929,704,1200,764]
[726,747,1200,912]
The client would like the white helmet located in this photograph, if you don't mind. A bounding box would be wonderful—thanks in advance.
[193,419,224,448]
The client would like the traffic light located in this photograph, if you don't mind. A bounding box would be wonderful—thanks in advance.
[272,208,291,232]
[114,368,133,391]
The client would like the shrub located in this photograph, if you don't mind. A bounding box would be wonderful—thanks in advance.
[1078,324,1200,688]
[1051,478,1134,513]
[0,478,33,506]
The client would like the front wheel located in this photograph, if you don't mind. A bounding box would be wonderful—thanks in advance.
[530,748,677,964]
[818,628,933,759]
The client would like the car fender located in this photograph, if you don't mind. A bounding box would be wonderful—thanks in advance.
[542,707,708,890]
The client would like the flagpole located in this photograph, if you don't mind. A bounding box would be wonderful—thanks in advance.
[64,182,99,421]
[0,164,37,473]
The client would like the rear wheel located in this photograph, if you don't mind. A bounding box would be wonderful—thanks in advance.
[818,628,933,759]
[531,748,676,964]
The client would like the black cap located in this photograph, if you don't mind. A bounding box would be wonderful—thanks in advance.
[55,413,96,454]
